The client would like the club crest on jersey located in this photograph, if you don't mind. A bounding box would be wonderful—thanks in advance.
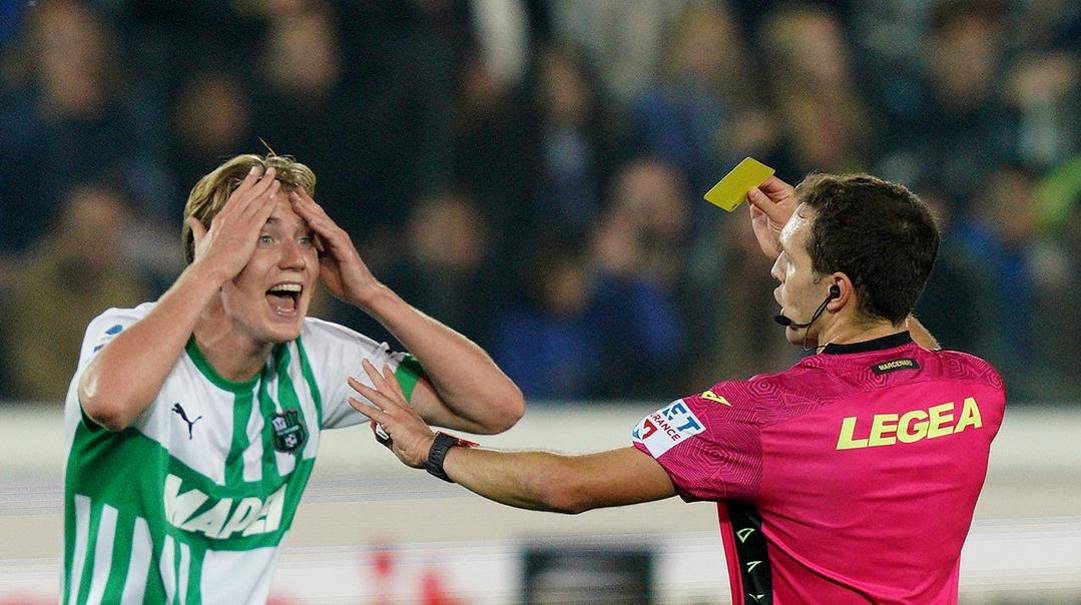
[270,410,307,453]
[632,400,705,458]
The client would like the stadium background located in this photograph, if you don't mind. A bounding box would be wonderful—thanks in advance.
[0,0,1078,602]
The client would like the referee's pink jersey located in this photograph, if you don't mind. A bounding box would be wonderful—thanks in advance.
[633,331,1006,604]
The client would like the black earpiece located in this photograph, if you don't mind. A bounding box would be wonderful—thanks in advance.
[774,284,843,329]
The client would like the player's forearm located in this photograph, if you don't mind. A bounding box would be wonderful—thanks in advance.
[79,264,223,430]
[442,447,592,514]
[359,286,524,433]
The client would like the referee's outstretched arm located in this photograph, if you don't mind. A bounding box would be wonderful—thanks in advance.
[348,362,677,514]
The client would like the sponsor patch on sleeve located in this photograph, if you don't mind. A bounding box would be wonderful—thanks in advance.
[632,399,706,458]
[92,323,125,353]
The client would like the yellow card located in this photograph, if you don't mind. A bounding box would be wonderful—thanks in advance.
[703,157,775,211]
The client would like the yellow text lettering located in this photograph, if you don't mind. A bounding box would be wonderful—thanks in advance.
[868,413,898,447]
[897,410,929,443]
[927,403,955,439]
[836,416,868,450]
[954,397,982,432]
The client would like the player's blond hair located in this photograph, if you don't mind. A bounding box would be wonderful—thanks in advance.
[182,153,317,264]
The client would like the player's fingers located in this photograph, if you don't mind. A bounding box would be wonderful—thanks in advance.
[291,187,328,217]
[243,166,279,204]
[242,179,281,226]
[186,216,208,242]
[224,165,268,215]
[185,217,210,259]
[289,190,342,241]
[223,166,262,212]
[288,190,325,227]
[235,164,263,196]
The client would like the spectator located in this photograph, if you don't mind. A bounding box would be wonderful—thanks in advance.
[492,242,602,400]
[0,0,1075,404]
[1004,51,1080,169]
[0,183,150,400]
[169,70,253,193]
[873,1,1013,206]
[547,0,689,102]
[250,2,374,236]
[451,48,537,263]
[0,0,168,255]
[953,168,1046,395]
[366,190,503,349]
[590,159,689,397]
[525,43,629,238]
[632,2,767,195]
[758,4,872,177]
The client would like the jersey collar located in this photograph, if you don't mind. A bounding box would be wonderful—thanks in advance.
[822,331,913,355]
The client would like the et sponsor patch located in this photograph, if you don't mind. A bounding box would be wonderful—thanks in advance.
[632,400,705,458]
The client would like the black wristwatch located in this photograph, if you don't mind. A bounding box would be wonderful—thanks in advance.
[425,432,460,482]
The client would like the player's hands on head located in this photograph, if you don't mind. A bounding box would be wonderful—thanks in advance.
[747,176,798,260]
[288,188,382,308]
[347,360,436,469]
[187,165,280,283]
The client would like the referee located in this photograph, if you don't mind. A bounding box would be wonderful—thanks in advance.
[355,173,1006,604]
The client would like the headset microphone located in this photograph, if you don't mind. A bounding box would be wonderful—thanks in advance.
[773,285,841,329]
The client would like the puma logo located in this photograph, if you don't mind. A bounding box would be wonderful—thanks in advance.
[171,403,203,440]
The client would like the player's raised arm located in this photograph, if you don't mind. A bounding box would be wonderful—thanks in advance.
[290,188,524,434]
[79,166,280,430]
[348,362,676,512]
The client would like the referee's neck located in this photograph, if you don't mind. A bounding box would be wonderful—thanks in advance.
[819,318,904,350]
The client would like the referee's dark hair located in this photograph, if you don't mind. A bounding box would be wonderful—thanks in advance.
[795,173,940,326]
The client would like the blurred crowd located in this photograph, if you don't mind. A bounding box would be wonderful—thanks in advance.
[0,0,1078,403]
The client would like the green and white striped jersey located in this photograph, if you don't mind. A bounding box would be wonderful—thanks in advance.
[62,303,422,605]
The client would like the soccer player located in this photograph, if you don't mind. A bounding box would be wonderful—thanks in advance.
[355,173,1006,604]
[62,154,524,604]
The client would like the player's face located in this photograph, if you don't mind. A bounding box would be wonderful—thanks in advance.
[771,205,830,345]
[220,191,318,344]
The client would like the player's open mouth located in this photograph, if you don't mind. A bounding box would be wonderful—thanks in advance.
[266,283,303,317]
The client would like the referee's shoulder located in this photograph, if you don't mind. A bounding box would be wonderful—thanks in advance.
[705,365,810,401]
[925,346,1006,392]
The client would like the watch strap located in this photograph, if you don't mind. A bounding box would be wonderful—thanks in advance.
[425,432,461,482]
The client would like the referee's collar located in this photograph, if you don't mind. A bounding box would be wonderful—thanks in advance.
[822,331,913,355]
